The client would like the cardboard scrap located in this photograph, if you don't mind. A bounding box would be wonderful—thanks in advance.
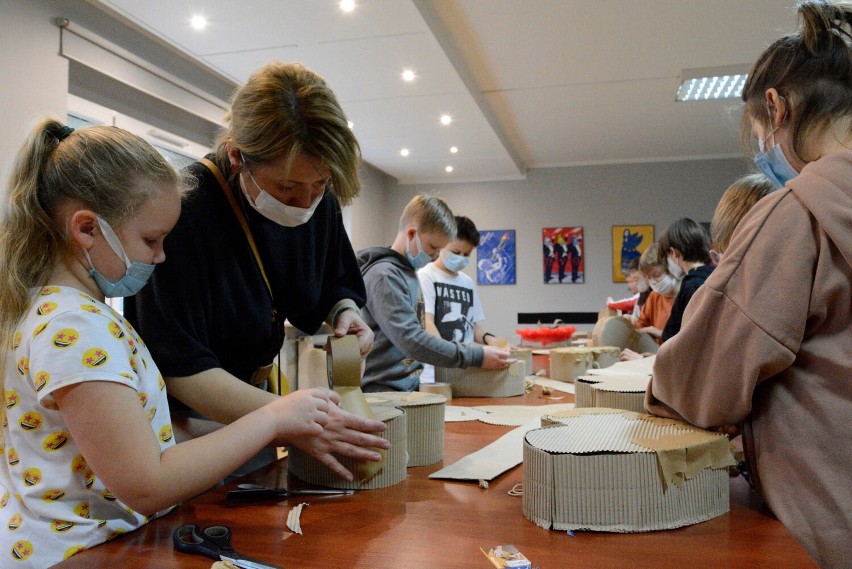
[286,502,309,535]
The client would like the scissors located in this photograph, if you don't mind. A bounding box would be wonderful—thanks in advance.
[173,524,283,569]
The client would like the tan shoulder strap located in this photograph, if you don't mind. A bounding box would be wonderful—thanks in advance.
[198,158,274,301]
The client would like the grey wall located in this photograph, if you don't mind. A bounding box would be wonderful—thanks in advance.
[368,157,752,341]
[0,0,754,345]
[0,1,69,184]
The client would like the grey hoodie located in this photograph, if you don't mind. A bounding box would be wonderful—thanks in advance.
[357,246,484,392]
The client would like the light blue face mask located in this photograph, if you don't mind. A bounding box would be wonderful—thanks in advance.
[443,251,469,272]
[406,231,432,270]
[754,143,799,188]
[84,216,156,298]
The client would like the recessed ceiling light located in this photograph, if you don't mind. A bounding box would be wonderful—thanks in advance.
[347,120,354,129]
[450,146,458,154]
[402,69,416,82]
[339,0,356,13]
[190,15,207,30]
[400,148,410,157]
[440,115,452,126]
[445,166,453,173]
[676,64,749,101]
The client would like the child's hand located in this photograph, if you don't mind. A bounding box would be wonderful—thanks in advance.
[481,346,517,369]
[620,348,643,361]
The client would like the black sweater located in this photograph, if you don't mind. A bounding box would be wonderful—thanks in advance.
[125,158,366,384]
[661,265,715,342]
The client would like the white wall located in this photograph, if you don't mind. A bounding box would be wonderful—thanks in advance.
[0,0,69,183]
[366,157,751,341]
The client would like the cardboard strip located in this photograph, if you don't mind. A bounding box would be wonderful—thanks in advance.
[419,381,453,401]
[326,336,385,483]
[429,421,539,482]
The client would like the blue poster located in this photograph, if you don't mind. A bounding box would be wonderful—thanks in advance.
[477,230,516,285]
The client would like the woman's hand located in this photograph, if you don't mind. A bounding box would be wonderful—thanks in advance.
[334,309,374,357]
[480,346,517,369]
[269,388,390,481]
[620,348,643,361]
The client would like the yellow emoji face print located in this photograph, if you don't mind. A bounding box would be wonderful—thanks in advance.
[1,490,9,507]
[82,348,108,368]
[108,321,125,339]
[5,391,19,410]
[80,304,101,314]
[33,370,49,392]
[84,469,95,489]
[11,331,22,350]
[146,406,157,422]
[127,337,138,355]
[31,322,49,338]
[7,513,23,530]
[19,411,43,431]
[73,501,90,519]
[158,424,173,444]
[7,448,19,467]
[35,301,58,316]
[70,454,87,475]
[41,489,65,502]
[42,432,70,452]
[51,519,76,533]
[52,328,79,349]
[22,467,41,487]
[16,357,28,376]
[10,539,33,561]
[137,392,148,407]
[158,373,165,390]
[129,357,138,373]
[39,286,60,296]
[101,488,116,502]
[64,545,87,559]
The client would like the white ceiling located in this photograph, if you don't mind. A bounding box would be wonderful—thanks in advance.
[92,0,798,185]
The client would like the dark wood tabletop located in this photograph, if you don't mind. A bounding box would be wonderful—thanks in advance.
[55,390,815,569]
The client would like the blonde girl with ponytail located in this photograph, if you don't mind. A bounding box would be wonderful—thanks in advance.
[0,120,388,568]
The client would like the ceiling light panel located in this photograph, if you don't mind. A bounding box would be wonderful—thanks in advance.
[676,65,750,102]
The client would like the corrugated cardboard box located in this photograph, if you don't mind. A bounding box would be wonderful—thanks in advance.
[435,361,526,397]
[574,374,649,413]
[524,409,735,532]
[549,346,620,383]
[288,405,408,489]
[366,391,446,466]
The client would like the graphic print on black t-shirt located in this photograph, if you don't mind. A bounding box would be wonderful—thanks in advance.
[432,282,474,343]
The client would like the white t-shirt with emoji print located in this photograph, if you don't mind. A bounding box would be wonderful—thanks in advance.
[0,286,175,568]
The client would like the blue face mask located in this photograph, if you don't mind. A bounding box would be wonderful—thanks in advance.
[754,143,799,188]
[406,231,432,270]
[443,252,469,272]
[84,216,156,298]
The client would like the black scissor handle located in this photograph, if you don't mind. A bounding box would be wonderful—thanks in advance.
[173,524,233,560]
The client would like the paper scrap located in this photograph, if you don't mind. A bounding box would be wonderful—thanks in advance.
[481,545,532,569]
[429,421,539,481]
[286,502,309,535]
[444,405,488,422]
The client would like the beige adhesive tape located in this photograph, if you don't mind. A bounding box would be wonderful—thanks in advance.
[326,336,386,483]
[419,382,452,401]
[326,335,362,387]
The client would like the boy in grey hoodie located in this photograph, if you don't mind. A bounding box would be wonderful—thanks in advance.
[357,195,514,392]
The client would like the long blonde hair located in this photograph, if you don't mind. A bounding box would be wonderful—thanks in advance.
[213,61,362,206]
[0,119,183,435]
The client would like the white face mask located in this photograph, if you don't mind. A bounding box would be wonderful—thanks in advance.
[650,274,679,297]
[667,256,685,279]
[241,166,325,228]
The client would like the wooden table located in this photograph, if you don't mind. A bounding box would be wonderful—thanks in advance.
[56,392,815,569]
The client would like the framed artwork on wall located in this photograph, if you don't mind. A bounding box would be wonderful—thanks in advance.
[477,230,516,285]
[542,227,584,284]
[612,225,654,282]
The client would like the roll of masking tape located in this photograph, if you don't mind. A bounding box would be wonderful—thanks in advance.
[419,382,453,401]
[326,335,362,388]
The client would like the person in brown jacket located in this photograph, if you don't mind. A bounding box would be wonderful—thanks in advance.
[646,2,852,567]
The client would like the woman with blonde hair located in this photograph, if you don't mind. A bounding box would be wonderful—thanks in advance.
[0,120,388,568]
[126,61,384,476]
[647,2,852,565]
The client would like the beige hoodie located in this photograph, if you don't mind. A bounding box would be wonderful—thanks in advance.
[646,152,852,568]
